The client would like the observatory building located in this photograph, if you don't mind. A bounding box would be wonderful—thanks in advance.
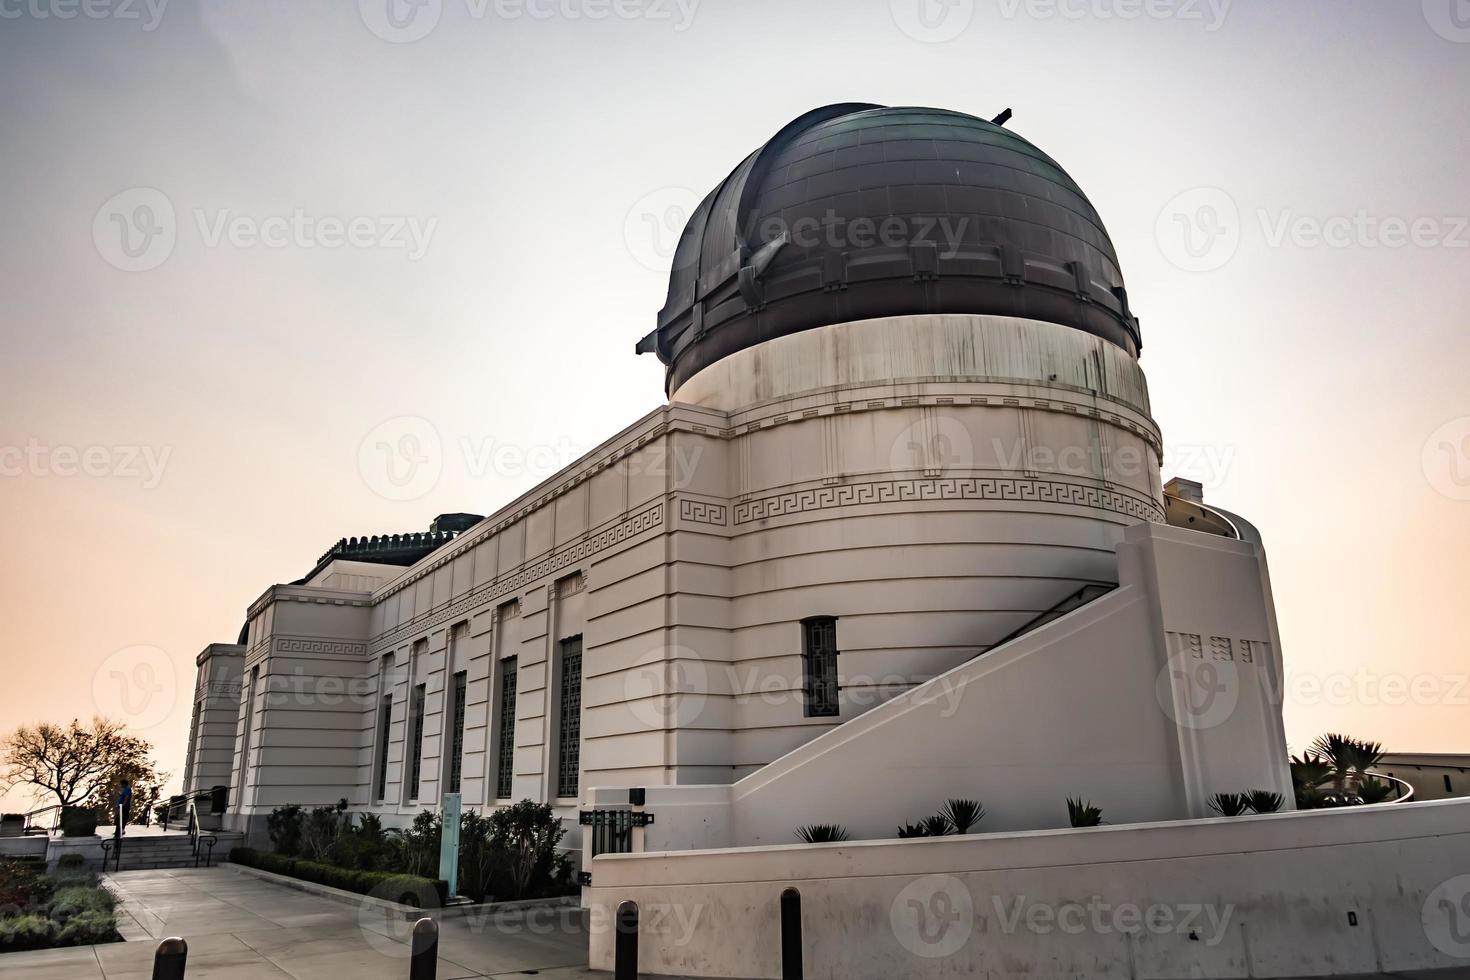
[177,102,1470,980]
[186,103,1292,861]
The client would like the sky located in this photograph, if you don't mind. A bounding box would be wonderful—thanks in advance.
[1,0,1468,811]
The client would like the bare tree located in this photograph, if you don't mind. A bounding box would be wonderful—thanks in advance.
[0,717,159,812]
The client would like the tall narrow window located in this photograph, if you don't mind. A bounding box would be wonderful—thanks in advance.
[556,636,583,798]
[801,617,840,718]
[407,683,427,801]
[374,693,392,801]
[447,671,467,795]
[495,657,518,800]
[240,666,260,790]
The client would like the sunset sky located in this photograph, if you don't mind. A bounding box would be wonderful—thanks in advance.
[2,0,1468,811]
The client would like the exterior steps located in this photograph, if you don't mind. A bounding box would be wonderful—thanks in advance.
[103,831,243,870]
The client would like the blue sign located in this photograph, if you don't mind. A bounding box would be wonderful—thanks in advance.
[439,793,461,898]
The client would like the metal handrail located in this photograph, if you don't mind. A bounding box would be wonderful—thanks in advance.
[22,803,63,835]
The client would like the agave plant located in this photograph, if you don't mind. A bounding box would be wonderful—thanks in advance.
[796,824,850,843]
[1066,797,1103,827]
[940,799,986,834]
[1207,792,1250,817]
[1244,789,1283,814]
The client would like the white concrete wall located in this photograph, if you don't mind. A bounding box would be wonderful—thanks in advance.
[183,643,243,795]
[588,520,1292,851]
[587,797,1470,979]
[212,313,1193,853]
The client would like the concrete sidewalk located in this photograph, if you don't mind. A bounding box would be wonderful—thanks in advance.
[0,866,595,979]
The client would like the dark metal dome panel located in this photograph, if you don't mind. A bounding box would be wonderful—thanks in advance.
[640,104,1142,393]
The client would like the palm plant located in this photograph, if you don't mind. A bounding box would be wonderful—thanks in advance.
[940,799,986,834]
[896,822,931,839]
[1344,739,1385,780]
[796,824,850,843]
[1290,752,1333,809]
[1356,777,1395,805]
[1243,789,1283,814]
[1309,733,1357,796]
[1066,797,1103,827]
[919,814,953,837]
[1207,792,1250,817]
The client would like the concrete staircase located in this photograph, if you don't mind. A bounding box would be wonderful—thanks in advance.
[105,831,244,870]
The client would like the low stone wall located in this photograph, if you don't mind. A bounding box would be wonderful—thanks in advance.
[586,797,1470,979]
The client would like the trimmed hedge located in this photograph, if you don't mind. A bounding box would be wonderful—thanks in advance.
[229,848,448,907]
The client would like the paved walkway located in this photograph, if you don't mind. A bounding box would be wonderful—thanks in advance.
[0,866,596,979]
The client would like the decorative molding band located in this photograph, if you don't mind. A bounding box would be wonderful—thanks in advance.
[274,638,369,657]
[199,680,242,702]
[732,478,1164,525]
[679,497,728,527]
[371,502,664,652]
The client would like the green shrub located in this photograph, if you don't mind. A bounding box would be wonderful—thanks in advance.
[267,805,305,856]
[55,910,119,947]
[49,885,115,923]
[301,807,344,862]
[0,857,53,914]
[0,914,58,953]
[228,848,448,906]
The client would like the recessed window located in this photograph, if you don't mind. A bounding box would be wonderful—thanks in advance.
[374,693,392,801]
[801,617,840,718]
[407,683,426,801]
[447,671,467,795]
[495,657,518,800]
[1447,774,1455,793]
[557,636,583,798]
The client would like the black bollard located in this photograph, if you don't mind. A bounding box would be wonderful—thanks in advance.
[614,901,639,980]
[780,888,802,980]
[409,916,438,980]
[152,937,187,980]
